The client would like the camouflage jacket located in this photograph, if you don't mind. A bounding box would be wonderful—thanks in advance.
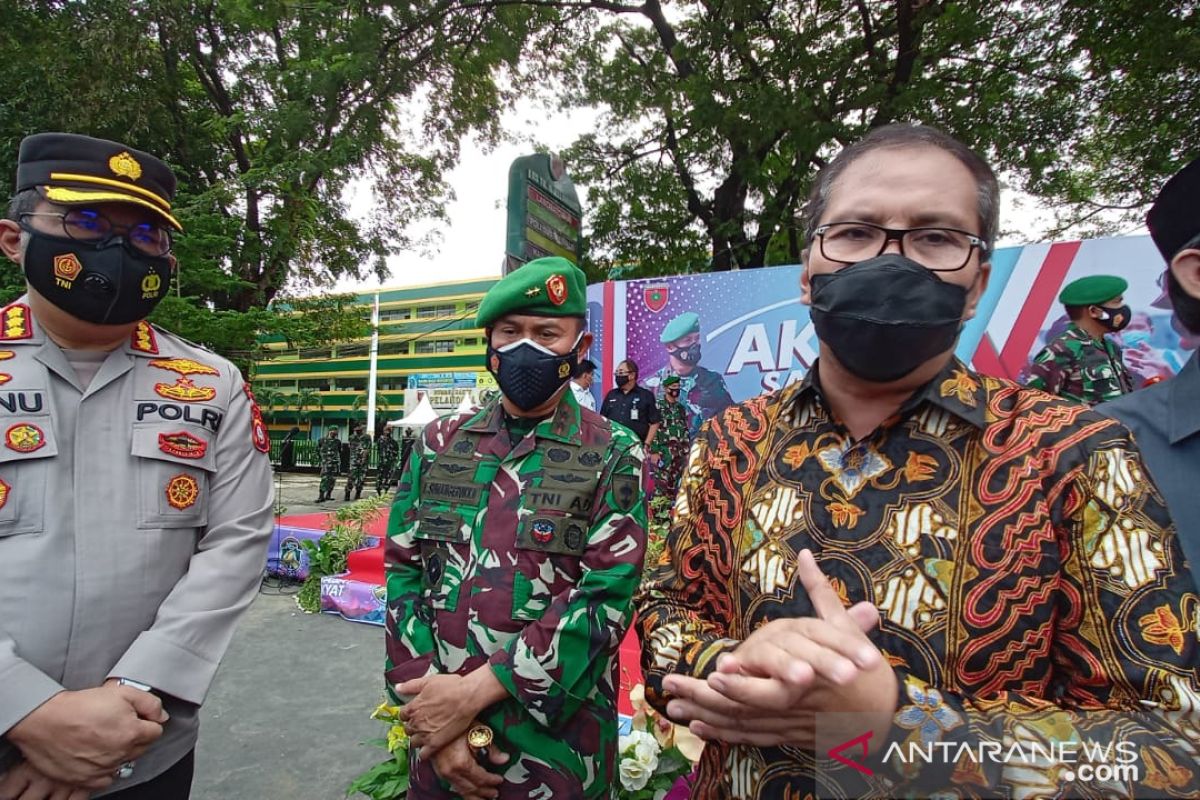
[385,390,647,799]
[1026,323,1134,405]
[651,398,690,464]
[377,434,399,464]
[349,432,372,467]
[648,365,733,437]
[317,436,341,472]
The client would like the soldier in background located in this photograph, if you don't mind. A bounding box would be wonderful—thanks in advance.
[649,375,689,523]
[385,257,646,799]
[345,423,372,501]
[1026,275,1135,405]
[647,311,733,437]
[316,426,341,503]
[375,427,399,495]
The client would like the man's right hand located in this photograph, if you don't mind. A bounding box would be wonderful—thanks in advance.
[429,733,509,800]
[6,686,168,788]
[0,761,89,800]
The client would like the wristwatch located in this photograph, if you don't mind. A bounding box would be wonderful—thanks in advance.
[467,724,494,761]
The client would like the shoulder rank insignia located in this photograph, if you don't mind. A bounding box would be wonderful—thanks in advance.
[151,358,220,403]
[158,431,208,459]
[0,352,14,361]
[0,375,10,386]
[165,473,200,510]
[5,423,45,453]
[243,383,270,454]
[0,478,9,510]
[0,304,32,341]
[131,322,159,354]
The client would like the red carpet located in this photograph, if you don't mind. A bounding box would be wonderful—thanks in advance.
[280,511,645,714]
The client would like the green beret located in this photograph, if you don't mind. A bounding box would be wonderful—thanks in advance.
[662,375,680,387]
[660,311,700,344]
[476,257,586,327]
[1058,275,1128,307]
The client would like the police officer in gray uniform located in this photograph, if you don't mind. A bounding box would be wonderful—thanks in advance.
[0,133,274,799]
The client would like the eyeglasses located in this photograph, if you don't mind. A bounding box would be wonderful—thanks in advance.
[814,222,983,272]
[21,209,172,257]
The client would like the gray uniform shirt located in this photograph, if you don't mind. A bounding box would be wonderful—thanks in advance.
[1100,351,1200,580]
[0,299,274,793]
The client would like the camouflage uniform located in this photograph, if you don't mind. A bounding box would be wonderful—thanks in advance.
[345,429,372,500]
[647,365,733,437]
[317,433,341,501]
[650,397,689,518]
[385,390,647,799]
[1026,323,1134,405]
[376,431,400,495]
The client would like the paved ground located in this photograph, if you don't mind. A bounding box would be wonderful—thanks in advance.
[193,471,395,800]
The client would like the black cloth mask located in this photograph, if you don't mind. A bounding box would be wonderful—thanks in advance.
[809,254,968,383]
[613,372,632,387]
[1094,304,1132,333]
[22,228,171,325]
[487,332,582,412]
[668,342,701,365]
[1168,271,1200,336]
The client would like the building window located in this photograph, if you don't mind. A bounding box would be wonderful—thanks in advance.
[336,377,368,391]
[337,343,369,358]
[380,377,408,390]
[414,340,454,354]
[298,378,331,391]
[379,341,409,356]
[416,304,457,319]
[299,347,332,360]
[380,309,409,322]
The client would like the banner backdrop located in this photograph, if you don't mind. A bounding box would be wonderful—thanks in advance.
[591,235,1194,431]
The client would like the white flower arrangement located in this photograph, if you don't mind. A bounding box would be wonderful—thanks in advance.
[616,684,704,800]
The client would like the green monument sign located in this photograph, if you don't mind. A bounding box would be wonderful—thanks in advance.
[504,152,583,274]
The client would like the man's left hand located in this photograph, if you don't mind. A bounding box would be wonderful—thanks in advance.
[0,762,89,800]
[396,674,477,756]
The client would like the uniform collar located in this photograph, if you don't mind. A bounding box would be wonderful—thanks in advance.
[462,388,583,445]
[795,357,990,431]
[0,296,160,356]
[1169,350,1200,444]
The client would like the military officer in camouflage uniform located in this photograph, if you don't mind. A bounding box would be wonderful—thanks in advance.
[375,427,400,495]
[316,426,341,502]
[1026,275,1135,405]
[0,133,273,798]
[650,375,689,521]
[345,422,372,501]
[646,311,733,437]
[385,257,647,800]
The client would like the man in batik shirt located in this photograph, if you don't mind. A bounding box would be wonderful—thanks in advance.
[638,124,1200,799]
[650,375,690,520]
[386,257,647,800]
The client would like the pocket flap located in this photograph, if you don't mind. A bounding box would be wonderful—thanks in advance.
[0,417,58,464]
[131,422,216,472]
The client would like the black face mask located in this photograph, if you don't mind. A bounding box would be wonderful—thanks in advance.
[21,228,172,325]
[1094,304,1132,333]
[809,254,968,383]
[668,342,701,365]
[1168,270,1200,336]
[614,373,632,387]
[487,333,582,412]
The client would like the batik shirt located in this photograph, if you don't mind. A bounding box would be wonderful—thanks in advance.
[637,358,1200,799]
[1027,323,1134,405]
[386,391,647,799]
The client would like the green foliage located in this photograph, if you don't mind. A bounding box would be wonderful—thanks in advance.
[538,1,1200,276]
[295,493,391,613]
[346,702,410,799]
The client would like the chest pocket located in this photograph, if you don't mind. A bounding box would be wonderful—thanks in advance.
[511,465,601,621]
[414,454,486,614]
[131,422,215,529]
[0,415,58,537]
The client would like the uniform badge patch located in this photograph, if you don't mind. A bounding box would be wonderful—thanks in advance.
[546,274,568,306]
[130,322,159,354]
[453,439,475,455]
[0,304,32,341]
[158,431,208,459]
[0,478,9,510]
[563,522,586,552]
[531,518,556,544]
[546,447,571,463]
[165,473,200,510]
[611,474,639,513]
[243,383,270,454]
[54,253,83,287]
[151,358,220,403]
[578,450,603,468]
[5,423,44,453]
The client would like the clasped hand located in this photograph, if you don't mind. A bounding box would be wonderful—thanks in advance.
[663,549,897,749]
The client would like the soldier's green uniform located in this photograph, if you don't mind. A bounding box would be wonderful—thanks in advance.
[651,377,690,521]
[385,258,647,799]
[345,427,372,500]
[1027,276,1135,405]
[317,429,341,502]
[375,430,400,495]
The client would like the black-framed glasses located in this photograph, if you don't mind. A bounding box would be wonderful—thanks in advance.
[814,221,983,272]
[20,209,172,257]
